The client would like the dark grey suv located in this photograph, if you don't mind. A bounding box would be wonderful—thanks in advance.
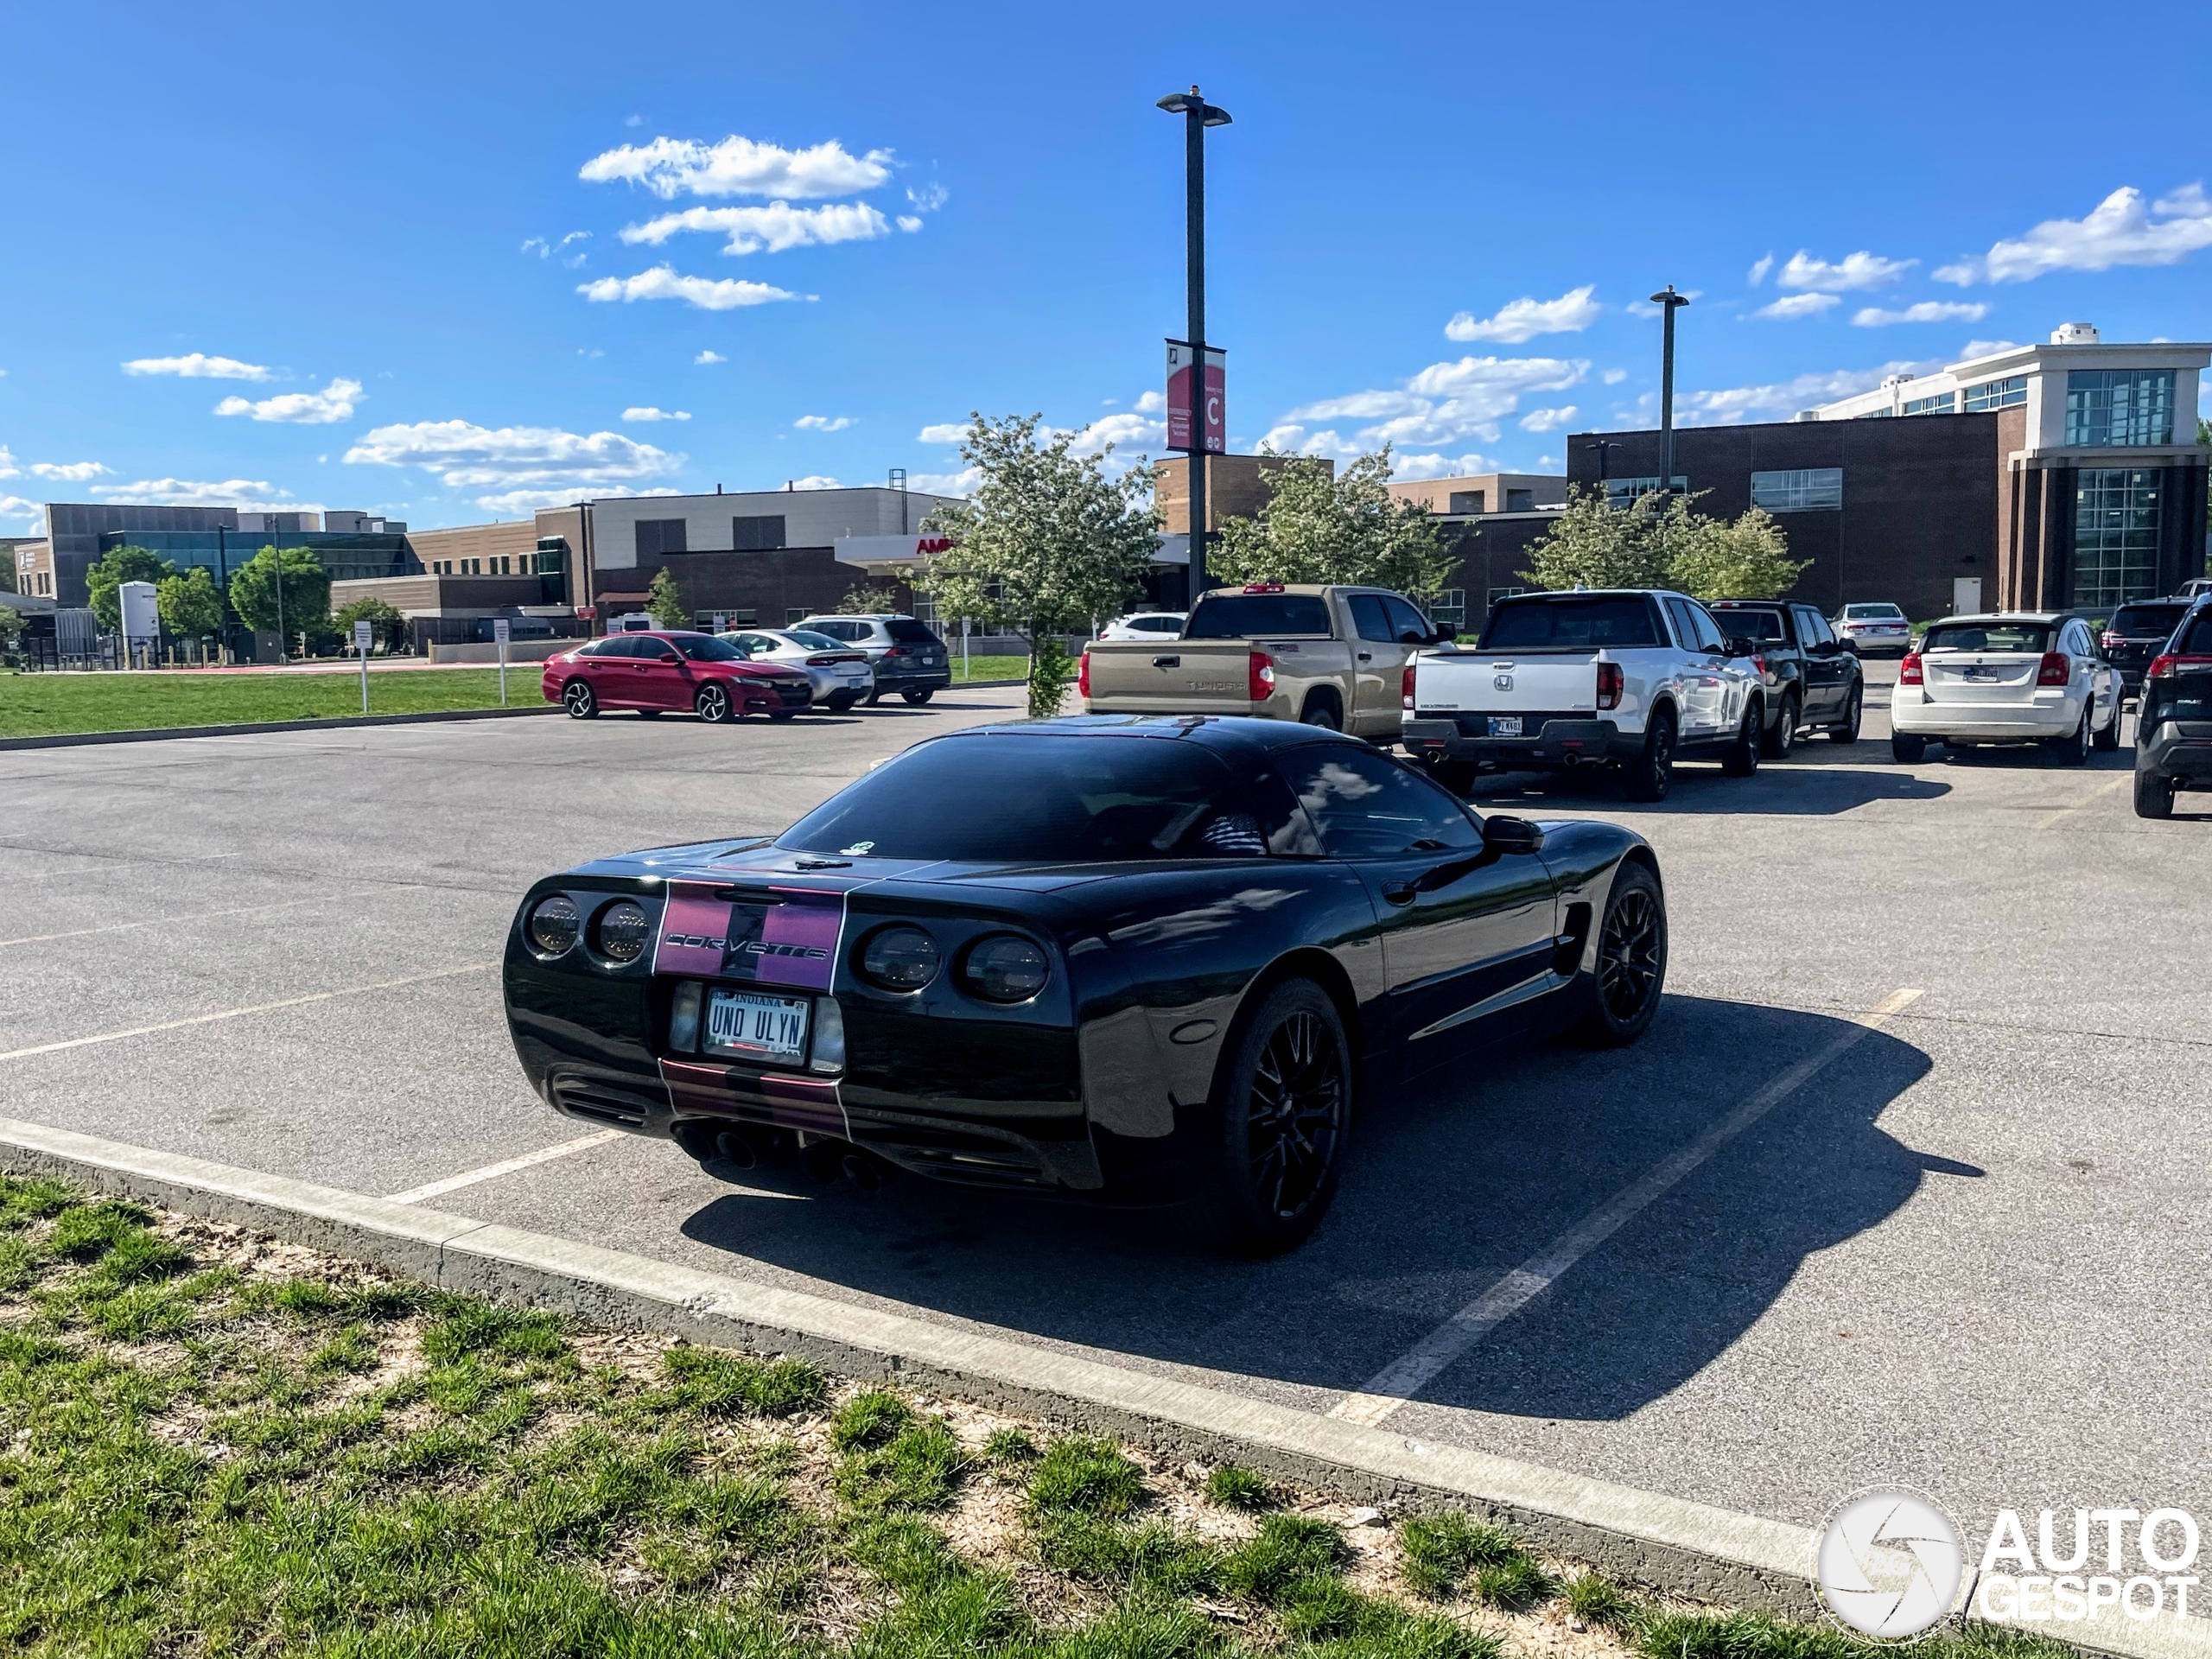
[792,613,952,704]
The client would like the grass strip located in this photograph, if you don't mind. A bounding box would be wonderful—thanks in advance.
[0,667,533,738]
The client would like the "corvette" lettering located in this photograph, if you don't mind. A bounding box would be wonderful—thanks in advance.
[662,935,828,959]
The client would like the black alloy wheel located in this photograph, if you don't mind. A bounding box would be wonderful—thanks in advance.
[694,683,732,723]
[1829,685,1863,744]
[562,680,598,720]
[1192,980,1350,1255]
[1761,692,1798,760]
[1577,861,1667,1046]
[1721,700,1763,777]
[1623,707,1675,802]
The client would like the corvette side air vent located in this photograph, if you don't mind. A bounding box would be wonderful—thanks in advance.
[550,1076,665,1127]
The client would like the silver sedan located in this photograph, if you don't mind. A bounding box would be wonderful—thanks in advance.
[718,628,875,712]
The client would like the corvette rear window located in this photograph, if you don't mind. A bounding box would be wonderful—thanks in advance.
[780,736,1306,861]
[1921,624,2050,653]
[1479,597,1662,650]
[1185,594,1332,637]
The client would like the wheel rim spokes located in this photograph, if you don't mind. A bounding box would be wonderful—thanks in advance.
[1246,1011,1344,1219]
[1597,891,1662,1020]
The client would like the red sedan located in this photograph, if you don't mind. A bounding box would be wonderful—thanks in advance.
[543,632,813,722]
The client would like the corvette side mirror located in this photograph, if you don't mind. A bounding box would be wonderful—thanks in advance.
[1483,815,1545,855]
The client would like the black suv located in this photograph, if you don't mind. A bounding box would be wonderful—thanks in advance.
[2100,599,2194,700]
[2134,600,2212,818]
[791,613,952,704]
[1708,599,1866,757]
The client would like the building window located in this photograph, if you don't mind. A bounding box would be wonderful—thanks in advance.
[1963,375,2027,412]
[1505,487,1535,512]
[1605,476,1688,507]
[733,515,786,551]
[1447,491,1485,514]
[636,518,689,557]
[1903,391,1957,416]
[1750,468,1844,512]
[2065,370,2175,447]
[787,607,807,626]
[2074,468,2162,609]
[1485,585,1526,613]
[1427,588,1466,633]
[1859,407,1894,418]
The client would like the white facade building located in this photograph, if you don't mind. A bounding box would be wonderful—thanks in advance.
[588,486,963,576]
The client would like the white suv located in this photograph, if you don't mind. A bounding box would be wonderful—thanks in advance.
[1890,612,2120,764]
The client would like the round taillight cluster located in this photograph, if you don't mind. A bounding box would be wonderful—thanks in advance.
[856,925,1050,1004]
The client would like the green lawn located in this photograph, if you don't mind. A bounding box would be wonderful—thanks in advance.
[947,654,1030,683]
[0,1174,2077,1659]
[0,668,534,739]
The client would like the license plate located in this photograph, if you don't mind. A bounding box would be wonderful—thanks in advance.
[920,654,941,665]
[1488,715,1523,737]
[1965,665,1999,682]
[704,988,810,1063]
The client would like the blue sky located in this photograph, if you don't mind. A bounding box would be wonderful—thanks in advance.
[3,0,2209,531]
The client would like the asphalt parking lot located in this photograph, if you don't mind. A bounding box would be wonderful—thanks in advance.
[3,667,2208,1539]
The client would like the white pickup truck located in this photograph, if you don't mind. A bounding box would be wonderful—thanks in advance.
[1400,589,1766,802]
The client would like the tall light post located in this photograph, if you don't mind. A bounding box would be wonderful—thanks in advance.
[1581,439,1624,486]
[1649,285,1691,499]
[1158,85,1230,598]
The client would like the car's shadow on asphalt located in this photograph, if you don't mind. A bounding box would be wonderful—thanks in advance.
[676,994,1946,1421]
[1465,763,1950,816]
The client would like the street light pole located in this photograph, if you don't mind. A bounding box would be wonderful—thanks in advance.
[1649,285,1691,499]
[1581,439,1623,485]
[1158,86,1230,600]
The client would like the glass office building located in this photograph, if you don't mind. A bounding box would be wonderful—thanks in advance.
[93,529,422,584]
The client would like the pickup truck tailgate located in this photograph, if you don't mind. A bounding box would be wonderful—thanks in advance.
[1084,640,1258,714]
[1414,652,1599,721]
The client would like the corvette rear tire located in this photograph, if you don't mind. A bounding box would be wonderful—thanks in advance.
[562,680,598,719]
[694,683,733,723]
[1575,861,1667,1047]
[1188,980,1350,1256]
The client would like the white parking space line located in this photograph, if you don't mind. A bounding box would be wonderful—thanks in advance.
[1327,987,1926,1429]
[0,962,499,1064]
[385,1129,627,1205]
[2034,774,2130,830]
[0,897,322,949]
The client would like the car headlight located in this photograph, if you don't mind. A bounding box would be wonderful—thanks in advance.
[859,925,939,992]
[960,934,1050,1003]
[526,894,580,957]
[594,899,652,965]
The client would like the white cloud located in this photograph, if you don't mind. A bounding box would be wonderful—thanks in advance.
[213,377,362,423]
[896,215,923,233]
[1958,339,2022,361]
[1445,285,1600,343]
[1264,354,1586,456]
[1389,452,1505,481]
[917,423,967,444]
[1747,254,1774,287]
[1777,251,1914,291]
[794,415,855,431]
[625,114,644,128]
[1679,359,1942,425]
[97,478,317,511]
[1935,184,2212,285]
[1134,390,1166,415]
[695,350,727,365]
[29,461,110,481]
[579,135,892,200]
[907,466,982,497]
[623,406,691,422]
[0,493,43,524]
[1752,292,1841,321]
[789,475,842,490]
[345,419,680,491]
[906,181,949,213]
[1071,411,1164,456]
[522,237,550,257]
[1852,300,1991,327]
[578,267,804,310]
[1602,367,1629,385]
[0,446,16,477]
[1518,405,1579,433]
[620,201,892,255]
[121,353,270,380]
[473,485,681,514]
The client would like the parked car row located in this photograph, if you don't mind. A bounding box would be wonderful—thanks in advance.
[541,613,953,721]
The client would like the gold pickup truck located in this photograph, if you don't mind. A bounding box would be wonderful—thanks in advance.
[1077,582,1449,738]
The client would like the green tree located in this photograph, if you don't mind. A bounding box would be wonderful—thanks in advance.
[1520,485,1806,601]
[227,545,332,647]
[645,567,689,629]
[0,602,22,652]
[86,545,176,632]
[836,583,906,615]
[1211,448,1454,604]
[1519,486,1673,592]
[921,413,1160,718]
[156,567,224,640]
[1664,501,1806,600]
[332,595,408,652]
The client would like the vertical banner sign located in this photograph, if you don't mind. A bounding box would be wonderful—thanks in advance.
[1164,340,1227,454]
[493,616,511,708]
[353,620,372,714]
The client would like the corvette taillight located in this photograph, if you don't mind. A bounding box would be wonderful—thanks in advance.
[1402,662,1417,710]
[1899,652,1924,685]
[1596,661,1624,710]
[1248,651,1275,702]
[1077,649,1091,698]
[2037,651,2070,686]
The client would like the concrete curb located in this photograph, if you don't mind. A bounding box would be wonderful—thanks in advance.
[0,702,561,751]
[0,1114,2200,1659]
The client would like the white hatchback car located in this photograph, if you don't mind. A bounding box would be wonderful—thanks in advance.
[717,628,875,712]
[1096,610,1187,642]
[1890,612,2121,764]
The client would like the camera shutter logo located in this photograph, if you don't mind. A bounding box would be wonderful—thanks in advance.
[1815,1489,1965,1641]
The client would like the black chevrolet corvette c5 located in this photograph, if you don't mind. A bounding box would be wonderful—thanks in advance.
[503,715,1667,1254]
